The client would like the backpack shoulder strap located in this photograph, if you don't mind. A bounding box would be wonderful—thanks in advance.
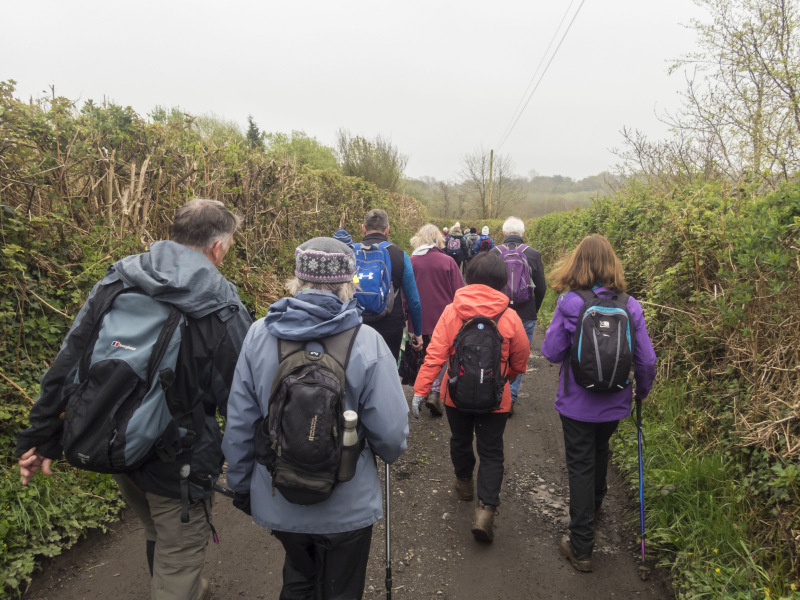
[277,338,305,363]
[78,282,137,381]
[352,242,363,253]
[320,325,361,371]
[574,288,597,303]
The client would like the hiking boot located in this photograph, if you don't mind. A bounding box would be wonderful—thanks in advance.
[200,577,211,600]
[455,477,474,501]
[471,503,496,542]
[559,535,593,572]
[425,392,443,416]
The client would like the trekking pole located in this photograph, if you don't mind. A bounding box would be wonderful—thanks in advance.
[384,461,392,600]
[636,397,651,580]
[212,483,236,498]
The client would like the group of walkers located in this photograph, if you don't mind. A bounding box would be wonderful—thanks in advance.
[16,199,656,599]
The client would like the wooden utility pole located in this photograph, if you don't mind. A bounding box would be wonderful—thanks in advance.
[487,149,494,218]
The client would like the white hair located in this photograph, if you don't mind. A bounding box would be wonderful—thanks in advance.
[285,277,358,302]
[502,216,525,236]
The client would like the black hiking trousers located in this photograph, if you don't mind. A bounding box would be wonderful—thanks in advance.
[272,525,373,600]
[560,415,620,556]
[446,405,508,507]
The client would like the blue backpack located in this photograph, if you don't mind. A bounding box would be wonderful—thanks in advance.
[352,241,396,321]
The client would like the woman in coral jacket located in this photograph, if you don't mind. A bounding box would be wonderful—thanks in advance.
[541,234,656,574]
[412,251,530,543]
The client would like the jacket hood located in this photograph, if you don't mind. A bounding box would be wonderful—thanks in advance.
[452,284,509,320]
[265,290,362,340]
[113,240,241,318]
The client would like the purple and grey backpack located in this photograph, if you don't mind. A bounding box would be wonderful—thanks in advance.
[497,244,534,306]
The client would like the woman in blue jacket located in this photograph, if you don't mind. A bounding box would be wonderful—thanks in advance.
[223,237,409,599]
[541,234,656,573]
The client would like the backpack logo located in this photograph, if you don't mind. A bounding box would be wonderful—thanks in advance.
[308,415,318,441]
[111,340,137,351]
[599,320,610,329]
[477,323,485,330]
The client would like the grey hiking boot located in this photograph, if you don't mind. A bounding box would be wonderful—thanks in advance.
[425,391,444,416]
[455,477,474,501]
[559,535,593,572]
[471,503,496,542]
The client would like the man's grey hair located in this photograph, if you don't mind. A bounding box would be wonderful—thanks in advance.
[410,223,445,250]
[285,277,358,302]
[171,198,243,252]
[364,208,389,232]
[502,216,525,237]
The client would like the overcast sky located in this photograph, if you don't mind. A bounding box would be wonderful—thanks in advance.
[3,0,707,181]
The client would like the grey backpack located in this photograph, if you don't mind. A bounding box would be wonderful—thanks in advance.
[61,283,195,473]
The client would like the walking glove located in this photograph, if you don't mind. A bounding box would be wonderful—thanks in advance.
[411,395,424,419]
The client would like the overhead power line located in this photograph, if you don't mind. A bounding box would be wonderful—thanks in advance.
[496,0,587,151]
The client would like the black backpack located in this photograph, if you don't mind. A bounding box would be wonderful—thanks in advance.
[254,326,363,505]
[60,282,201,474]
[568,289,634,393]
[447,313,507,413]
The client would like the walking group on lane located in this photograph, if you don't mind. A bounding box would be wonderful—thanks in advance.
[16,201,656,599]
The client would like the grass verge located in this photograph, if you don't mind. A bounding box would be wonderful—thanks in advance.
[613,381,800,600]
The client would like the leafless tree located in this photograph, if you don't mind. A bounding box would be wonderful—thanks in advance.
[459,147,523,218]
[616,0,800,190]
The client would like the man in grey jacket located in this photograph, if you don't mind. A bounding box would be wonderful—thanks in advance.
[223,236,409,599]
[17,199,253,600]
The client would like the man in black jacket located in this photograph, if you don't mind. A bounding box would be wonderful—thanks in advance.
[17,199,253,600]
[491,216,546,414]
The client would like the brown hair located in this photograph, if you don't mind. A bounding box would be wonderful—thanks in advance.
[548,234,627,293]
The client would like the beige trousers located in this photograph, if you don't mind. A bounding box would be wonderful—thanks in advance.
[114,474,211,600]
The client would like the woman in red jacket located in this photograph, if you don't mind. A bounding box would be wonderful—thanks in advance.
[412,251,530,542]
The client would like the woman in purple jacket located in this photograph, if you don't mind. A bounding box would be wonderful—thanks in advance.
[541,234,656,573]
[408,223,464,415]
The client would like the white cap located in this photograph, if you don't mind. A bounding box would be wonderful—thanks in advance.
[481,226,489,235]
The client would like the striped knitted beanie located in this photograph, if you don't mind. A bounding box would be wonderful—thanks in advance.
[295,237,356,284]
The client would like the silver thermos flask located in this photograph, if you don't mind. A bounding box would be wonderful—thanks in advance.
[338,410,359,482]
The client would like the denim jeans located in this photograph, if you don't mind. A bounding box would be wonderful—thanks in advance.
[509,318,536,403]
